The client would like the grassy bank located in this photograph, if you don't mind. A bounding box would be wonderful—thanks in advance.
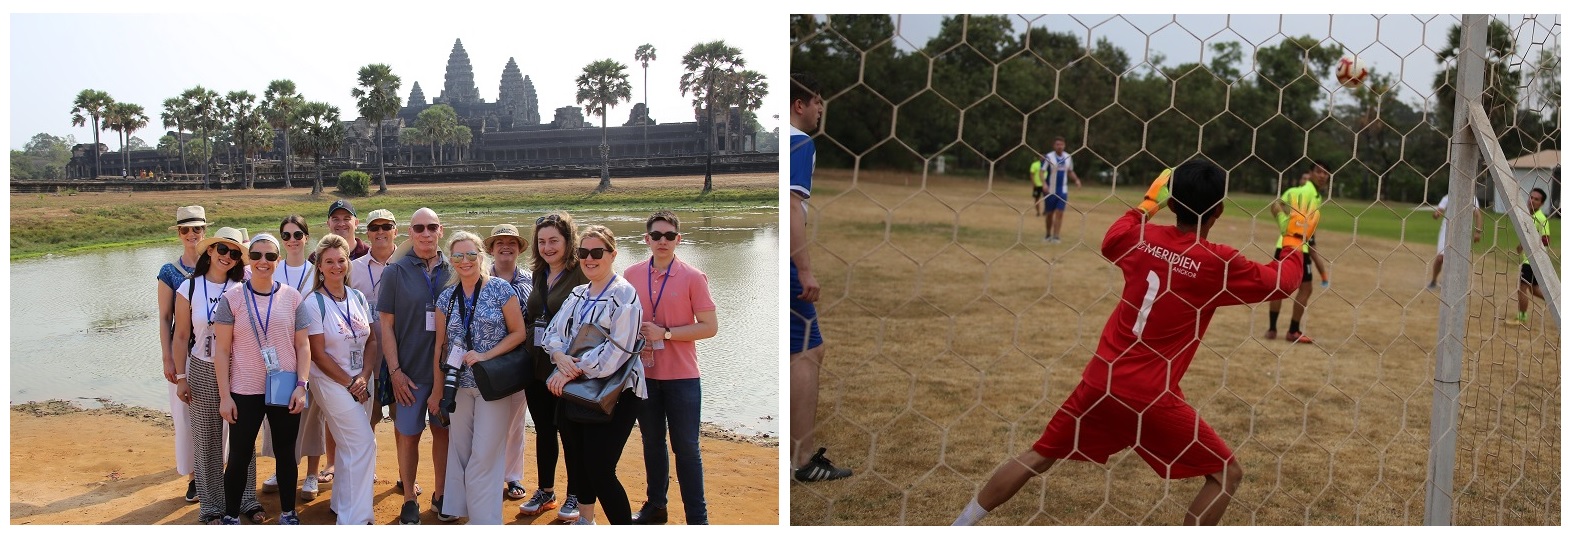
[9,174,778,260]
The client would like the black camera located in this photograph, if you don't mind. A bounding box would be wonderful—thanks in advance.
[437,363,462,427]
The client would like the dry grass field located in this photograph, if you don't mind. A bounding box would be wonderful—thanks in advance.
[789,168,1560,526]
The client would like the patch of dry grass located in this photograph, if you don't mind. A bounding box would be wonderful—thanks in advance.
[791,169,1559,525]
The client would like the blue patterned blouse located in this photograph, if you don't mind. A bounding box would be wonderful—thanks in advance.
[438,276,519,388]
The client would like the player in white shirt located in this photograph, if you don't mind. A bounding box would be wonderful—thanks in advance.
[1041,136,1082,243]
[1428,193,1482,291]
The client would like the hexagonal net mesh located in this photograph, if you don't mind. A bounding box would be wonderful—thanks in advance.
[789,14,1559,525]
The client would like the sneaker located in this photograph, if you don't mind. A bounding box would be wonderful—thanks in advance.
[278,511,300,525]
[1427,282,1439,291]
[794,447,854,482]
[1049,237,1062,244]
[399,500,421,525]
[435,494,459,522]
[301,475,319,501]
[556,494,581,521]
[185,479,199,503]
[572,516,596,525]
[519,489,557,515]
[1285,331,1314,344]
[1263,329,1277,340]
[1042,236,1052,243]
[261,473,279,493]
[219,515,241,525]
[631,502,668,524]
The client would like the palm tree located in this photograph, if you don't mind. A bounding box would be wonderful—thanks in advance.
[225,91,259,188]
[400,127,421,165]
[635,44,657,155]
[576,58,633,191]
[730,70,768,151]
[182,86,220,188]
[263,80,304,189]
[414,104,457,165]
[680,41,744,193]
[160,97,190,176]
[70,89,114,178]
[352,63,402,194]
[289,101,345,195]
[104,102,148,179]
[454,125,472,163]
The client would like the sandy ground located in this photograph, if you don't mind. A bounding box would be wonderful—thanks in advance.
[9,400,779,525]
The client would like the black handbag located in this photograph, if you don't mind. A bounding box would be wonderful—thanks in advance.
[555,322,643,422]
[452,283,528,402]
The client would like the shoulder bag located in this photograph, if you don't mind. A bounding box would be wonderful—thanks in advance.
[456,282,529,401]
[556,321,645,423]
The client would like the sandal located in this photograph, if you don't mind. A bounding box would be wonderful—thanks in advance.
[395,479,423,496]
[317,468,335,483]
[244,507,268,524]
[505,481,527,500]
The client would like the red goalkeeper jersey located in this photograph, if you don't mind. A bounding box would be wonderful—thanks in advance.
[1081,209,1304,405]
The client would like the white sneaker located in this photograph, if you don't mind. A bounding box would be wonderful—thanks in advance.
[572,516,596,525]
[301,475,319,501]
[262,473,279,493]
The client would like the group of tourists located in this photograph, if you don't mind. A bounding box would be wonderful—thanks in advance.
[157,201,718,525]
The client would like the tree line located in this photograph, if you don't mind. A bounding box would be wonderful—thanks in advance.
[34,40,769,195]
[791,15,1559,204]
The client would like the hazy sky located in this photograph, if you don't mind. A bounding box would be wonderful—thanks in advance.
[7,2,786,150]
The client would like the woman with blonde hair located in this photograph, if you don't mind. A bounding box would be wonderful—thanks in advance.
[428,230,528,524]
[302,233,377,524]
[543,224,645,525]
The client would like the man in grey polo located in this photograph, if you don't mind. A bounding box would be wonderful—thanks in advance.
[378,207,451,524]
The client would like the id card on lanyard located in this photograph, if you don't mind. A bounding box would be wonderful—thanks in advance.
[423,261,441,332]
[447,284,479,369]
[246,283,279,374]
[328,292,364,370]
[646,259,672,356]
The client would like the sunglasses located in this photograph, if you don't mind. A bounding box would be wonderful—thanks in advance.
[249,251,280,262]
[648,231,679,242]
[367,223,396,232]
[449,250,481,262]
[576,247,613,260]
[535,214,562,225]
[213,243,241,260]
[279,230,307,241]
[412,223,441,234]
[179,225,206,235]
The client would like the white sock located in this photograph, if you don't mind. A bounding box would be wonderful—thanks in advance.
[953,497,989,526]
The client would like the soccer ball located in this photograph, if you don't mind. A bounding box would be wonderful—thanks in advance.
[1336,55,1369,88]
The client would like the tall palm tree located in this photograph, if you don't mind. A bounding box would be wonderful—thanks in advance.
[225,91,259,188]
[414,104,457,165]
[160,96,190,176]
[680,41,744,193]
[104,102,148,179]
[635,44,657,155]
[730,70,768,152]
[454,125,472,163]
[182,86,220,188]
[576,58,633,192]
[352,63,402,194]
[289,101,345,195]
[263,79,304,189]
[70,89,114,178]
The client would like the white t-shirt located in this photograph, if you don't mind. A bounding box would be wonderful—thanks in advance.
[1437,194,1480,251]
[1045,151,1074,196]
[278,260,316,293]
[300,288,373,376]
[177,276,237,363]
[350,252,392,314]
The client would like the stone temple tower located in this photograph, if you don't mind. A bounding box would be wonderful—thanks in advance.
[521,75,540,125]
[438,39,481,105]
[498,58,532,127]
[408,81,427,107]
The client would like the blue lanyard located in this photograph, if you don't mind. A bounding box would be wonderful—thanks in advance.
[422,258,442,302]
[326,289,358,340]
[246,280,276,340]
[284,263,307,291]
[575,275,616,326]
[366,261,380,293]
[647,258,672,325]
[202,278,230,325]
[544,269,565,296]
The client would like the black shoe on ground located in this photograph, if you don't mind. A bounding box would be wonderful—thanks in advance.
[794,447,853,482]
[631,503,668,525]
[185,479,199,503]
[435,494,459,522]
[399,500,421,525]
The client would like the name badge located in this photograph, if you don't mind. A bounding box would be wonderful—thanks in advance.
[650,338,665,350]
[533,315,549,349]
[204,335,214,358]
[261,346,280,373]
[426,310,437,332]
[349,350,363,371]
[447,345,467,369]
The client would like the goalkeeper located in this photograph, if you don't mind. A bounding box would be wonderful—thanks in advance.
[954,160,1314,526]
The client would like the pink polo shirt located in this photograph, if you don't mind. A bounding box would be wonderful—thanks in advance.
[623,257,715,380]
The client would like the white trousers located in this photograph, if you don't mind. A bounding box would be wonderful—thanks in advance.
[504,389,529,482]
[168,378,194,476]
[318,381,376,525]
[444,387,510,524]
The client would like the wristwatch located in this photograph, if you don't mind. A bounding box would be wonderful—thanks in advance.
[297,379,310,389]
[663,327,672,340]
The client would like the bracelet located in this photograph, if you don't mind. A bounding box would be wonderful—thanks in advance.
[297,379,310,388]
[176,373,187,380]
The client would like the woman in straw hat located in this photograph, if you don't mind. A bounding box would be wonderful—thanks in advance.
[171,226,267,524]
[158,205,209,504]
[485,223,535,502]
[212,233,313,525]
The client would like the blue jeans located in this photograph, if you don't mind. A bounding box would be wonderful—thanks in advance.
[638,378,707,523]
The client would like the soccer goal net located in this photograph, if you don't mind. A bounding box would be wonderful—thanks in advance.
[790,14,1560,525]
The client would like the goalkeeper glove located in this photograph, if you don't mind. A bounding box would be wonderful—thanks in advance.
[1137,168,1173,217]
[1281,206,1320,251]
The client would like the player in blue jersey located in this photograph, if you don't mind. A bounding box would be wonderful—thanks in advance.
[789,73,851,483]
[1042,137,1082,243]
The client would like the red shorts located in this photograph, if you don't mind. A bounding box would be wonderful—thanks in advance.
[1032,383,1233,479]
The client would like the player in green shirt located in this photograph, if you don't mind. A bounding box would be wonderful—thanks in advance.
[1030,158,1046,216]
[1266,161,1333,344]
[1509,188,1552,326]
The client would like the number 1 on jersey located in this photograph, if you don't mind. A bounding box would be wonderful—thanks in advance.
[1133,270,1161,337]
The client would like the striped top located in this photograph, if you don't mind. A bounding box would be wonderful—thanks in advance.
[213,281,309,395]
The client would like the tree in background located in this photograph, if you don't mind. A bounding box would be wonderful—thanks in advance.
[69,89,114,178]
[102,101,148,179]
[352,63,402,194]
[635,43,657,155]
[225,91,262,188]
[414,104,458,165]
[160,96,191,176]
[576,58,633,191]
[182,86,220,188]
[289,101,345,195]
[263,79,305,188]
[681,40,744,193]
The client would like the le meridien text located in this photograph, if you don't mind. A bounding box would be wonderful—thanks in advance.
[1137,241,1201,278]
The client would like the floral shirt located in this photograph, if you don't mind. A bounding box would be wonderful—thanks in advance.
[437,276,519,388]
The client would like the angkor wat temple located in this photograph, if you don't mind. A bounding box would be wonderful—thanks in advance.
[62,38,769,181]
